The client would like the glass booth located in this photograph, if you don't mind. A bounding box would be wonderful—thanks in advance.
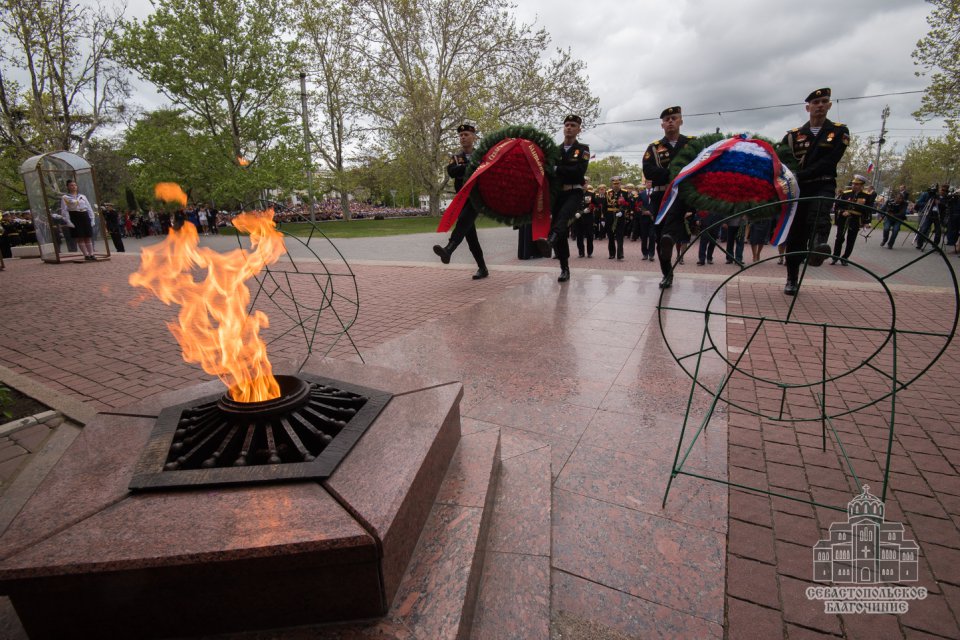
[19,151,110,263]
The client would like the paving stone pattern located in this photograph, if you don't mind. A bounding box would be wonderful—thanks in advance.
[725,281,960,639]
[1,232,958,639]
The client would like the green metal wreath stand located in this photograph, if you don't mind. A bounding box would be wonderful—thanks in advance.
[232,203,364,365]
[660,196,960,512]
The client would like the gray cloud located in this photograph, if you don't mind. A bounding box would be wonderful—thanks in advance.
[516,0,947,159]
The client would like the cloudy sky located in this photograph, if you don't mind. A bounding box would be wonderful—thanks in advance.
[111,0,947,164]
[512,0,947,162]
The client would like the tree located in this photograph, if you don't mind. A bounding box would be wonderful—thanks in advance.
[589,156,643,187]
[834,135,901,194]
[0,0,129,156]
[86,136,132,205]
[912,0,960,124]
[353,0,600,215]
[894,127,960,195]
[114,0,304,203]
[121,108,305,209]
[296,0,367,220]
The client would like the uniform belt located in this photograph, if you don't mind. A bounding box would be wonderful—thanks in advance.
[561,184,583,191]
[651,186,666,193]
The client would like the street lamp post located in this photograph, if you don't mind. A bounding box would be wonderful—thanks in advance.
[300,72,316,223]
[872,105,890,193]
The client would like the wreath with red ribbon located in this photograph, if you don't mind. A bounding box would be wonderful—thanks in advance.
[438,125,560,239]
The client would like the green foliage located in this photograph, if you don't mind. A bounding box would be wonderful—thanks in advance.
[114,0,304,204]
[894,127,960,193]
[86,138,133,206]
[0,0,129,156]
[223,215,500,238]
[0,385,11,419]
[352,0,600,214]
[912,0,960,124]
[589,156,643,187]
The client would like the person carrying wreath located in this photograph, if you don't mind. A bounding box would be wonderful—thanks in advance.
[433,123,489,280]
[536,114,590,282]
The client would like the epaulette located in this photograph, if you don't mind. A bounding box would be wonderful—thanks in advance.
[651,139,661,146]
[688,135,697,140]
[833,122,845,127]
[789,128,800,133]
[841,188,854,194]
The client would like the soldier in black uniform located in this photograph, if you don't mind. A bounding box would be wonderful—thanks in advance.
[643,106,695,288]
[781,88,849,295]
[593,184,607,239]
[433,123,489,280]
[831,175,875,265]
[536,114,590,282]
[604,176,630,260]
[102,204,125,253]
[574,186,594,258]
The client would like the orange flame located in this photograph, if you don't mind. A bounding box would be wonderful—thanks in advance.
[155,182,188,206]
[129,206,287,402]
[237,156,250,167]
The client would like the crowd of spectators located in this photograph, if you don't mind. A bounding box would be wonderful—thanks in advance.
[0,197,430,255]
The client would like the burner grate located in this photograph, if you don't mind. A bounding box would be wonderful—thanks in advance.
[129,374,392,491]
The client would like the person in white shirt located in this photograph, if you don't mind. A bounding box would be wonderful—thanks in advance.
[60,179,97,261]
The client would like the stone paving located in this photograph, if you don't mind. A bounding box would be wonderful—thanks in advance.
[0,225,958,639]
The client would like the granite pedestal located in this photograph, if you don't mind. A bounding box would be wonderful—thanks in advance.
[0,358,462,639]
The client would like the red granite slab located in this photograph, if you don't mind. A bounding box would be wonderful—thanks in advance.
[470,552,550,640]
[486,446,551,556]
[0,360,466,638]
[308,426,501,640]
[325,382,463,604]
[552,570,723,639]
[556,443,727,533]
[552,488,726,624]
[0,413,154,560]
[0,482,373,578]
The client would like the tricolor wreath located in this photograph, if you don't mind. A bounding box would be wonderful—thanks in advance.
[657,133,801,244]
[438,125,561,240]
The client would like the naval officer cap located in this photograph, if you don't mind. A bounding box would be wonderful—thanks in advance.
[457,123,476,133]
[564,114,583,125]
[852,174,867,184]
[660,106,681,118]
[805,88,831,102]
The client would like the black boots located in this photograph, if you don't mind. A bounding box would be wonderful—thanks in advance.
[433,242,455,264]
[658,273,673,289]
[472,267,489,280]
[558,268,570,282]
[807,242,832,267]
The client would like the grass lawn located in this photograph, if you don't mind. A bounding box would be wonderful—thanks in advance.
[219,215,502,238]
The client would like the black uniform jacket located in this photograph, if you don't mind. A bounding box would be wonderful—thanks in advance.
[555,141,590,187]
[835,187,877,224]
[642,134,694,189]
[447,150,473,193]
[782,119,850,190]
